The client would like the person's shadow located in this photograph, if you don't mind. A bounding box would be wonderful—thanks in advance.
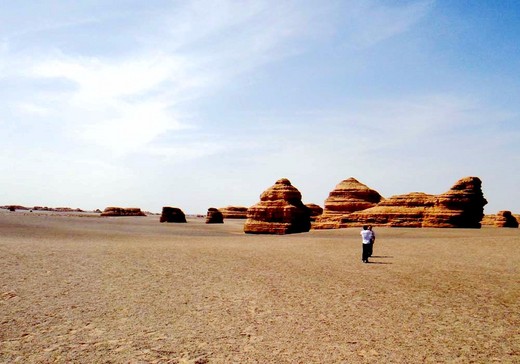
[368,256,393,264]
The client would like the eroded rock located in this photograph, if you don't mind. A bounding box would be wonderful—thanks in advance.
[244,178,311,234]
[206,208,224,224]
[218,206,248,219]
[494,211,519,228]
[101,207,146,217]
[160,207,187,223]
[314,178,382,229]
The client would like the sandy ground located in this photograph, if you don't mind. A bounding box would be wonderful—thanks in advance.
[1,211,519,363]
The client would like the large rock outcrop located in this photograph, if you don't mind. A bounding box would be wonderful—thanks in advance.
[244,178,311,234]
[313,178,382,229]
[160,207,187,223]
[218,206,248,219]
[206,208,224,224]
[336,177,487,228]
[101,207,146,217]
[333,192,433,228]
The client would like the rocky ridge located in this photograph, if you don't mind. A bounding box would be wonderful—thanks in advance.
[314,177,487,229]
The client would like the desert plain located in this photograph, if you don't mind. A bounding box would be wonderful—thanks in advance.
[1,210,519,363]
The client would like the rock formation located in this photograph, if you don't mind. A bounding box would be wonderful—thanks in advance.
[312,177,487,229]
[206,208,224,224]
[1,205,29,211]
[160,207,187,223]
[218,206,248,219]
[100,207,146,217]
[423,177,488,228]
[314,178,382,229]
[481,212,519,227]
[305,203,323,221]
[244,178,311,234]
[481,215,495,226]
[333,177,487,228]
[494,211,519,228]
[329,192,432,228]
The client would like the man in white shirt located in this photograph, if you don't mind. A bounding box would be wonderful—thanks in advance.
[360,225,373,263]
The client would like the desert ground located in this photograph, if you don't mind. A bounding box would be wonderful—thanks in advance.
[1,211,518,363]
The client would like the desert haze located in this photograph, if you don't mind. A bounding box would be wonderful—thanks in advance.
[1,211,519,363]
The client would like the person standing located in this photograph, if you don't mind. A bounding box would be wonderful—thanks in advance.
[360,225,373,263]
[368,225,376,257]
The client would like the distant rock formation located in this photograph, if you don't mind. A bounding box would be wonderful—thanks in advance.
[1,205,86,213]
[423,177,488,228]
[218,206,248,219]
[314,178,382,228]
[481,215,495,226]
[482,212,519,227]
[101,207,146,217]
[305,203,323,221]
[494,211,519,228]
[244,178,311,234]
[52,207,84,213]
[313,177,487,229]
[160,207,187,223]
[1,205,29,211]
[332,177,487,228]
[206,208,224,224]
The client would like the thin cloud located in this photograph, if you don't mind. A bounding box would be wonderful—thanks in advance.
[2,0,437,160]
[3,1,326,158]
[341,0,435,49]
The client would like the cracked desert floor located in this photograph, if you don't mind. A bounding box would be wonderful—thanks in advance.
[1,211,519,363]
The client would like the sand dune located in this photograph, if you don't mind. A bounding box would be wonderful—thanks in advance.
[1,211,519,363]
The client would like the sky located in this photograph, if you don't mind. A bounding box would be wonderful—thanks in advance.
[1,0,519,214]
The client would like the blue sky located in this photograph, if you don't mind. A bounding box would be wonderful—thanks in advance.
[1,0,519,214]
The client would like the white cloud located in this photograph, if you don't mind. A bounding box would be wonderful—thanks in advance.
[3,1,326,158]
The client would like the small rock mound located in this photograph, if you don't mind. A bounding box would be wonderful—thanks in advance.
[206,208,224,224]
[160,207,187,223]
[494,211,519,228]
[244,178,311,234]
[101,207,146,217]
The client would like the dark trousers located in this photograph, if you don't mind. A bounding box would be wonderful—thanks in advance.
[368,242,373,257]
[362,243,371,261]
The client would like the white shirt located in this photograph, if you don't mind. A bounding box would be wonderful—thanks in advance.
[360,230,373,244]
